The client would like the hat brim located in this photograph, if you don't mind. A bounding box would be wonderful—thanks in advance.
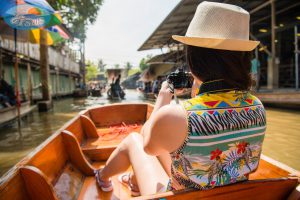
[172,35,259,51]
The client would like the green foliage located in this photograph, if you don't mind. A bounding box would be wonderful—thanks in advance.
[124,62,133,71]
[85,61,99,81]
[114,64,120,69]
[139,58,148,71]
[128,68,140,77]
[50,0,104,41]
[139,54,152,71]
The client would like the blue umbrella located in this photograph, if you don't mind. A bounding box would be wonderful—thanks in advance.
[0,0,62,30]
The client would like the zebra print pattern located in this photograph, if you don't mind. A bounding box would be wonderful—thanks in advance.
[188,106,266,136]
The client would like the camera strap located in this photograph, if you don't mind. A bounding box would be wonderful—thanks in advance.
[198,79,236,95]
[168,83,179,104]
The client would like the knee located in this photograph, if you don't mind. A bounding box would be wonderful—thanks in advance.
[121,132,143,150]
[126,132,142,142]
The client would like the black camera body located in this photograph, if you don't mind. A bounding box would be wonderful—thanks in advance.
[167,70,193,89]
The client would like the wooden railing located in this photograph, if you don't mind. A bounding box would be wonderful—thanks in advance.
[1,39,80,74]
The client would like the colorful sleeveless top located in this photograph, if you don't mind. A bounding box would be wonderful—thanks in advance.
[168,82,266,190]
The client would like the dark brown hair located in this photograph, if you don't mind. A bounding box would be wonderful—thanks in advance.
[186,45,252,91]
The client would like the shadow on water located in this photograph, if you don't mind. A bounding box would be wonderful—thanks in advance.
[0,89,299,176]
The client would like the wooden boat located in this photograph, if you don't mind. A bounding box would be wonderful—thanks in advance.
[107,87,125,100]
[0,101,36,127]
[143,92,157,100]
[73,89,88,98]
[90,89,102,97]
[0,103,299,200]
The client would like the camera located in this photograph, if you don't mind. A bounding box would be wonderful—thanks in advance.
[167,70,193,89]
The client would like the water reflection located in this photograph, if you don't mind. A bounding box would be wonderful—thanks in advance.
[0,89,299,176]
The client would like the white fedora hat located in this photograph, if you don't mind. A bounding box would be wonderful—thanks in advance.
[172,1,259,51]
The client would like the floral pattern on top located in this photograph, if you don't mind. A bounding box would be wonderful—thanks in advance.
[168,91,266,191]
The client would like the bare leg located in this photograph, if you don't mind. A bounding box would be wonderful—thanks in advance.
[100,132,170,195]
[157,152,172,177]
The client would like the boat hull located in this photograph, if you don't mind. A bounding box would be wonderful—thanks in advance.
[0,103,298,200]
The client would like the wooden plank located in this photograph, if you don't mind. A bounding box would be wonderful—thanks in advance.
[65,117,85,144]
[89,104,148,127]
[0,171,30,200]
[80,115,99,138]
[20,166,58,200]
[77,162,132,200]
[0,101,36,125]
[27,134,69,185]
[61,130,95,176]
[249,159,290,180]
[134,178,298,200]
[53,163,85,200]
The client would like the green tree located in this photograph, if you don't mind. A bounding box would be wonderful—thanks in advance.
[139,54,153,71]
[85,61,98,81]
[50,0,104,41]
[139,58,148,71]
[114,64,120,69]
[124,62,132,77]
[125,62,133,71]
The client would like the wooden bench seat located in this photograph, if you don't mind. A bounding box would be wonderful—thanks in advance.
[64,104,151,161]
[81,125,143,161]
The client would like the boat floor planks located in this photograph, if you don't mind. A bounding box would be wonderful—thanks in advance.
[0,103,299,200]
[77,162,132,200]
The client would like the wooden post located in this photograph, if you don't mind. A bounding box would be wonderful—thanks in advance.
[268,0,278,89]
[40,29,51,101]
[82,40,86,87]
[38,29,52,112]
[0,37,3,80]
[56,67,59,97]
[295,26,299,90]
[27,42,32,104]
[14,29,22,137]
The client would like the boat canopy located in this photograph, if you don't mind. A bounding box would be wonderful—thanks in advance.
[139,62,175,82]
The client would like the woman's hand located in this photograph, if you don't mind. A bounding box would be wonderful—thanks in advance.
[158,81,173,103]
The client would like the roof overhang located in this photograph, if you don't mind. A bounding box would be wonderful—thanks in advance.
[138,0,300,51]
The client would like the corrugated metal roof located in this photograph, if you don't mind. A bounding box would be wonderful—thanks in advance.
[138,0,300,51]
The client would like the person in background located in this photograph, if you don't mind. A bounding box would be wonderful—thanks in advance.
[251,56,260,90]
[0,76,16,107]
[94,1,266,196]
[152,79,159,94]
[114,74,121,86]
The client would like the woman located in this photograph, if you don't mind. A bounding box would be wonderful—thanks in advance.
[95,1,266,196]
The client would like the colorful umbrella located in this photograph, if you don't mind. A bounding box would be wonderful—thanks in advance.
[0,0,62,134]
[0,0,62,30]
[30,26,69,45]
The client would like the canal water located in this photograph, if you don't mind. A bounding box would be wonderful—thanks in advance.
[0,89,299,177]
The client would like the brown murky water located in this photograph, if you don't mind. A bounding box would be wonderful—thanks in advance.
[0,90,299,177]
